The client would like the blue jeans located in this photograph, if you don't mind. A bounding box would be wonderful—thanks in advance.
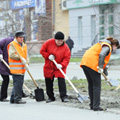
[10,74,24,103]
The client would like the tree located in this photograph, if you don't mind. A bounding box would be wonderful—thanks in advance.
[0,0,52,55]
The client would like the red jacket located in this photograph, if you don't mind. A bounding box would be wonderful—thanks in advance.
[40,39,71,78]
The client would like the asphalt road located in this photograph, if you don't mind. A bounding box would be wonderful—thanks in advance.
[25,63,120,80]
[15,63,120,80]
[0,97,120,120]
[1,62,120,81]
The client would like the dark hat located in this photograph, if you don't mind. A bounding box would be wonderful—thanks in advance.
[15,31,25,37]
[55,32,64,40]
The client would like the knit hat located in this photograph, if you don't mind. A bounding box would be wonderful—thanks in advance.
[55,32,64,40]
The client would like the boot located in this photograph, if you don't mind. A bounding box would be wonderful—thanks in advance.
[46,98,55,103]
[22,93,29,98]
[94,107,107,111]
[61,97,69,103]
[0,99,9,102]
[14,99,26,104]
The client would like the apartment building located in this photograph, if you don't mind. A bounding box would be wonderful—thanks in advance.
[66,0,120,54]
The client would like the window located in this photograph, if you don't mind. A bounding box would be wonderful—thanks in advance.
[109,15,113,24]
[108,4,113,12]
[78,16,83,45]
[99,16,104,25]
[31,20,38,41]
[99,26,104,40]
[91,15,96,43]
[31,10,37,20]
[15,12,19,21]
[53,0,55,25]
[31,10,38,41]
[99,5,105,14]
[99,4,114,39]
[109,26,114,35]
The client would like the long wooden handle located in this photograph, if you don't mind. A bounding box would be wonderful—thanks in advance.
[11,43,38,88]
[53,59,79,94]
[97,67,112,86]
[115,84,120,90]
[23,84,31,94]
[1,58,10,69]
[27,70,38,87]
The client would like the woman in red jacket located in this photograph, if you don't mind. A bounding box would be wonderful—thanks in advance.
[40,31,71,103]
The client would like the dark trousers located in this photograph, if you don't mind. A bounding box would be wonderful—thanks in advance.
[45,77,67,100]
[10,74,24,102]
[0,74,9,100]
[82,65,101,110]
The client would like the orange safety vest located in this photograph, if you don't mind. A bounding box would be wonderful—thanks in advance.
[80,42,112,72]
[8,41,27,74]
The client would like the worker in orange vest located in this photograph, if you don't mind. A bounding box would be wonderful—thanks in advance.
[8,31,29,104]
[0,37,28,102]
[80,37,119,111]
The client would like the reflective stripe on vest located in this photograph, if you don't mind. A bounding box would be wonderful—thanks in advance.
[10,67,25,69]
[9,63,24,65]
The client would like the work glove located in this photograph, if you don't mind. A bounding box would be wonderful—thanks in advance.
[106,75,109,80]
[56,64,62,69]
[25,64,29,70]
[48,54,55,61]
[0,54,3,60]
[103,67,108,76]
[98,68,103,74]
[26,58,30,65]
[21,57,26,65]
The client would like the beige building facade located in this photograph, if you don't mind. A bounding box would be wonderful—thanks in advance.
[52,0,69,39]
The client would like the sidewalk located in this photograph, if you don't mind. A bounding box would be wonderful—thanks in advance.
[0,97,120,120]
